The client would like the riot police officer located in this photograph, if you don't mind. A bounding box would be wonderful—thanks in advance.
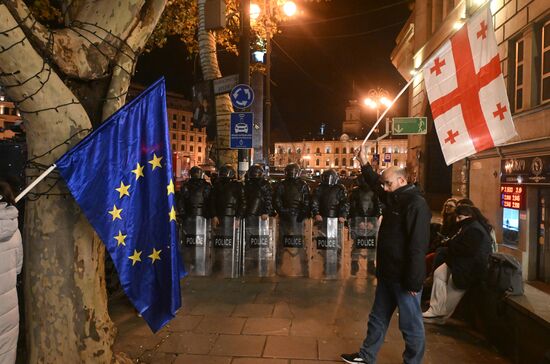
[210,164,245,223]
[311,169,349,222]
[244,164,274,219]
[176,166,212,218]
[349,174,381,219]
[273,163,311,221]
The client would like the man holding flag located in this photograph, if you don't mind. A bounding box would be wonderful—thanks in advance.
[56,78,185,332]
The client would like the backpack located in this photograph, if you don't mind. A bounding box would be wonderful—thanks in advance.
[487,253,524,296]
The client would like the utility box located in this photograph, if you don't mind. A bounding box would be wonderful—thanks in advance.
[205,0,226,30]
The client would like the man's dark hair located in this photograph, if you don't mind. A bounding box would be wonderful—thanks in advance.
[457,198,474,207]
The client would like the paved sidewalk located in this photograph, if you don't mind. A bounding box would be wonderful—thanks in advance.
[112,276,510,364]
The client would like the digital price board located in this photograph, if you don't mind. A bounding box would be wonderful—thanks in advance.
[500,184,525,210]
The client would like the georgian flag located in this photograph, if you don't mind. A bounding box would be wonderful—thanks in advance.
[423,6,517,165]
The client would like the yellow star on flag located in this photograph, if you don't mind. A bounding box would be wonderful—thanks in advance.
[167,180,175,195]
[169,206,177,222]
[148,153,163,170]
[148,248,162,264]
[108,205,123,221]
[115,181,130,198]
[131,163,144,180]
[114,230,127,247]
[128,250,142,266]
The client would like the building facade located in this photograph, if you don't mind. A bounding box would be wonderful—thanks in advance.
[391,0,550,283]
[274,136,408,175]
[129,86,208,182]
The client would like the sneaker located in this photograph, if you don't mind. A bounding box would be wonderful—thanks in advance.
[341,353,367,363]
[422,309,442,318]
[423,316,446,325]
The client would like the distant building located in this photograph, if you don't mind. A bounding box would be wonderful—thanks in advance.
[274,135,408,175]
[128,86,208,182]
[0,92,23,140]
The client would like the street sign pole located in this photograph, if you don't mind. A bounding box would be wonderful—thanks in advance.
[238,0,251,179]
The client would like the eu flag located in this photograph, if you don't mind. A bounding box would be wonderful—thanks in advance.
[56,78,185,332]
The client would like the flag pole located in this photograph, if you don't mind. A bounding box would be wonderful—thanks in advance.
[360,72,420,151]
[15,164,57,203]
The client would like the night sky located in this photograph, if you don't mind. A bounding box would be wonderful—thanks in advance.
[134,0,412,142]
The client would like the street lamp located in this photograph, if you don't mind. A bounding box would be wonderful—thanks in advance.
[362,88,393,164]
[251,1,298,165]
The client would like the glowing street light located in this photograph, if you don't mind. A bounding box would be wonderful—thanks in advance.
[250,3,261,21]
[282,1,297,17]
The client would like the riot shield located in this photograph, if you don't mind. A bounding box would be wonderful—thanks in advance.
[276,213,308,277]
[243,216,276,277]
[349,217,378,278]
[212,216,241,278]
[310,217,343,279]
[180,216,211,276]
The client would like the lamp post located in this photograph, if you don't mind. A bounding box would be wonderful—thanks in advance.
[363,88,393,167]
[251,1,297,165]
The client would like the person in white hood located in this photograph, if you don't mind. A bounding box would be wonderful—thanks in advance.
[0,181,22,364]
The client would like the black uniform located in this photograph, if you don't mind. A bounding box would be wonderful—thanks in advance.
[244,165,274,217]
[176,178,212,218]
[311,171,349,219]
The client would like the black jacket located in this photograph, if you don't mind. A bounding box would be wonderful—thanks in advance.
[244,178,274,216]
[446,218,492,289]
[349,185,381,218]
[210,178,245,218]
[176,178,212,217]
[311,183,349,218]
[361,164,431,292]
[273,178,311,220]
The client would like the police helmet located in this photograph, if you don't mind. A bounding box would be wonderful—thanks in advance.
[218,164,236,179]
[248,164,264,179]
[285,163,300,179]
[189,166,205,179]
[321,169,339,186]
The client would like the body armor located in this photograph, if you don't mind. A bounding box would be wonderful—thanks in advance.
[176,178,212,217]
[244,178,274,216]
[311,183,349,218]
[210,178,245,217]
[274,177,311,220]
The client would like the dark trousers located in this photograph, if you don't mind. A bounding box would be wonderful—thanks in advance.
[359,279,425,364]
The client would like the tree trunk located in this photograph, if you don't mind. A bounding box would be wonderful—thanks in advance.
[0,1,166,362]
[197,0,237,166]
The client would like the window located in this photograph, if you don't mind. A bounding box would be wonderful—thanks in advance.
[198,156,201,162]
[172,122,177,129]
[181,135,185,141]
[172,133,176,139]
[371,147,375,153]
[542,20,550,103]
[306,160,310,167]
[343,147,347,154]
[316,147,320,153]
[182,115,186,122]
[325,147,331,153]
[515,38,525,110]
[190,146,194,152]
[335,147,339,154]
[172,144,176,150]
[181,145,185,151]
[198,137,202,142]
[334,158,339,166]
[306,147,310,153]
[342,158,347,166]
[394,159,398,166]
[325,159,330,166]
[316,159,320,166]
[296,148,301,154]
[198,146,202,152]
[182,123,186,130]
[288,148,292,154]
[382,147,387,153]
[190,136,194,142]
[172,114,177,120]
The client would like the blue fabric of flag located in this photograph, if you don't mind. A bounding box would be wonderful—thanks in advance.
[56,78,186,332]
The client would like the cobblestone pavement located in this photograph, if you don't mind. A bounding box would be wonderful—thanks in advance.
[112,276,510,364]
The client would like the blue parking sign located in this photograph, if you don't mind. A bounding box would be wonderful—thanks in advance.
[230,112,253,149]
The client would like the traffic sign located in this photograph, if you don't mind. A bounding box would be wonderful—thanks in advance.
[392,117,427,135]
[230,112,253,149]
[213,74,239,95]
[230,84,254,109]
[383,153,392,163]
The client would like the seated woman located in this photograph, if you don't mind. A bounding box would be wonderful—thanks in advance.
[422,205,493,323]
[425,198,457,273]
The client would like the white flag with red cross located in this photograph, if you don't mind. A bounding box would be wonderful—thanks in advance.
[423,6,517,166]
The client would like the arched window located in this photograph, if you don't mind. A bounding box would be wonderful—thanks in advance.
[325,147,331,153]
[335,147,339,154]
[382,147,387,153]
[316,159,320,166]
[394,159,398,166]
[343,147,347,154]
[342,158,347,166]
[306,147,310,153]
[296,148,302,154]
[325,159,330,166]
[334,158,339,166]
[316,147,320,153]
